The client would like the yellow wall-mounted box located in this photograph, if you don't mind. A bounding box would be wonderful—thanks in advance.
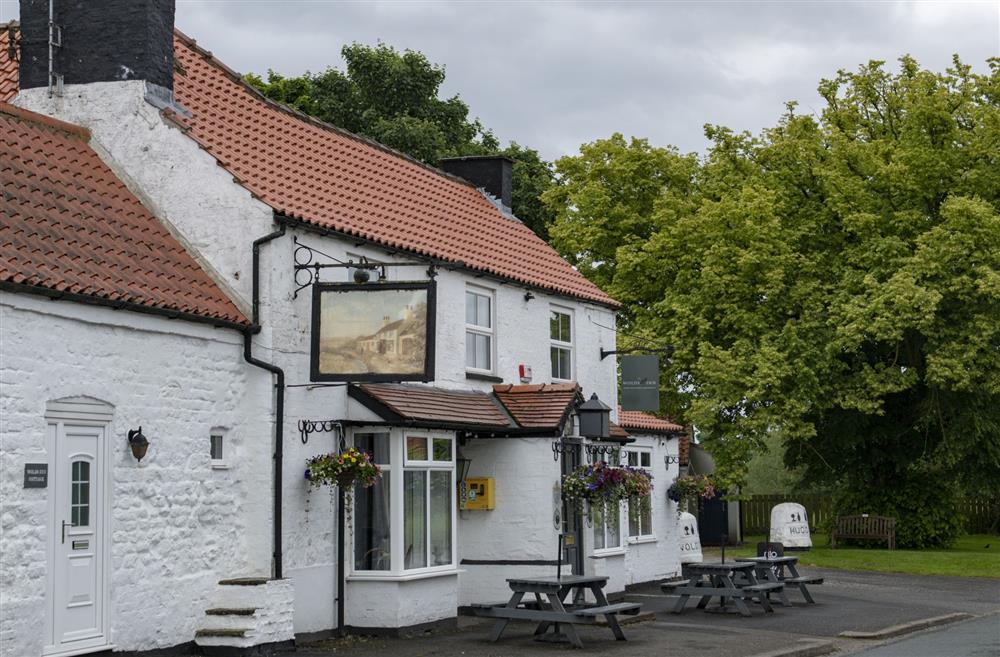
[460,477,495,510]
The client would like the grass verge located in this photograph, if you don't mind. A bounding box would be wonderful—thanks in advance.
[704,533,999,578]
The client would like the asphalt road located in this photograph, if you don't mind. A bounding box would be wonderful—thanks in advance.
[294,567,1000,657]
[846,614,1000,657]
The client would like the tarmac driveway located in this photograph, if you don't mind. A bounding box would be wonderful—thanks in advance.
[297,567,999,657]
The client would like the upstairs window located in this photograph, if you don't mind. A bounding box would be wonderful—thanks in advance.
[465,287,494,373]
[550,308,573,380]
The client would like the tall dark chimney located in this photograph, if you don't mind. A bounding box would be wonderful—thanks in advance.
[440,156,514,211]
[19,0,176,92]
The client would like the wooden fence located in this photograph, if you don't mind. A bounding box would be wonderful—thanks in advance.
[740,494,999,535]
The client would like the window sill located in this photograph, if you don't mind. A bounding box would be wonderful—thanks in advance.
[627,536,657,545]
[466,371,503,383]
[590,548,626,559]
[348,568,460,583]
[211,461,229,470]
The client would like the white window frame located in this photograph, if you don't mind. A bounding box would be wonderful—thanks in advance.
[210,430,228,469]
[465,285,495,374]
[350,428,458,580]
[592,501,625,557]
[623,447,655,542]
[550,306,574,382]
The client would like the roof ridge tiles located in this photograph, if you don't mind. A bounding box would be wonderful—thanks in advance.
[171,28,483,194]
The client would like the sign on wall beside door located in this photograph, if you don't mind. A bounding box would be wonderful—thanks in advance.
[23,463,48,488]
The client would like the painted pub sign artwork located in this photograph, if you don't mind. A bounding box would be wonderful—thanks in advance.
[311,281,436,381]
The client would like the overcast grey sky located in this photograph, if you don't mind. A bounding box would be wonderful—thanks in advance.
[2,1,997,160]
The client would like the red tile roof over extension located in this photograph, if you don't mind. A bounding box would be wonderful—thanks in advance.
[617,408,685,434]
[0,102,249,327]
[352,384,511,429]
[0,23,17,103]
[493,383,582,429]
[170,31,616,307]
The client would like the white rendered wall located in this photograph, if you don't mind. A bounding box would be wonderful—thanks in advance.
[586,433,683,593]
[0,293,272,657]
[14,82,626,634]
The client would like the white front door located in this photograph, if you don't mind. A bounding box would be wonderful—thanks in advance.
[47,421,110,655]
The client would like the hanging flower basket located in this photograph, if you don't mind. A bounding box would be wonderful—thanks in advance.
[305,447,381,490]
[667,474,715,515]
[562,461,653,519]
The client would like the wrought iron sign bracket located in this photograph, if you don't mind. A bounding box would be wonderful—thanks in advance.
[665,454,681,466]
[292,237,447,298]
[600,345,676,361]
[297,419,345,448]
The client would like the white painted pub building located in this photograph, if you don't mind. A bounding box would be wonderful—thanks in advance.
[0,2,687,655]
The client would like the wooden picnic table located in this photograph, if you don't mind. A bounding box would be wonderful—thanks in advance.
[663,562,783,617]
[472,574,641,649]
[736,556,824,604]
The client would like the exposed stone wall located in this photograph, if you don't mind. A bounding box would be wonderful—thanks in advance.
[0,293,272,656]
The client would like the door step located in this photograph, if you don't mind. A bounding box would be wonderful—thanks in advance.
[195,578,293,654]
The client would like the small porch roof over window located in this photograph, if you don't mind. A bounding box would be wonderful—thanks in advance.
[347,382,619,439]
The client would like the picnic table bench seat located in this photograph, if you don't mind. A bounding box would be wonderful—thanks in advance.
[741,582,785,594]
[831,515,897,550]
[783,576,824,585]
[572,602,642,617]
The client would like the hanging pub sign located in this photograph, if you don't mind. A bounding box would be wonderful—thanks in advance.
[620,355,659,411]
[310,281,436,382]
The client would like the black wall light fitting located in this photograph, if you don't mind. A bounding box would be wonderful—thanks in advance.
[128,427,149,462]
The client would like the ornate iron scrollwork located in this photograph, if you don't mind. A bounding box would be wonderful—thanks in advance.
[297,419,345,448]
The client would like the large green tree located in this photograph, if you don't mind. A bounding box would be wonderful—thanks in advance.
[246,43,556,238]
[547,57,1000,546]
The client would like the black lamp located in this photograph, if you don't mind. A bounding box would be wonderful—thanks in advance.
[456,448,472,484]
[577,393,611,440]
[128,427,149,462]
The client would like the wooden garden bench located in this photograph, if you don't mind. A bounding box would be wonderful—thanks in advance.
[830,515,896,550]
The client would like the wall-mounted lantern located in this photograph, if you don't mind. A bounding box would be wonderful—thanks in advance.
[456,448,472,485]
[128,427,149,462]
[577,393,611,440]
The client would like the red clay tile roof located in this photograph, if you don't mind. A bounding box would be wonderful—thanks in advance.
[170,31,617,307]
[617,408,684,435]
[609,421,630,440]
[352,384,511,429]
[492,383,582,429]
[0,23,18,103]
[0,102,249,327]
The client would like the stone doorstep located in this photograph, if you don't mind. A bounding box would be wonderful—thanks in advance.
[207,608,259,616]
[219,578,270,586]
[196,628,251,638]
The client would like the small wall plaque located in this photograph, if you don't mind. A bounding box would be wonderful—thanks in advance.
[23,463,48,488]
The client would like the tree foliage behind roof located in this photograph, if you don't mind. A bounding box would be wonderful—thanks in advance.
[246,42,556,239]
[545,56,1000,544]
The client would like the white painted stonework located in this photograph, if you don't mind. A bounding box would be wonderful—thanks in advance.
[0,293,272,657]
[5,80,681,654]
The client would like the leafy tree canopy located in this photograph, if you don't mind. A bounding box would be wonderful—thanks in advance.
[246,43,556,238]
[546,56,1000,545]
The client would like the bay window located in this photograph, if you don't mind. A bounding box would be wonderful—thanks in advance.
[352,429,456,577]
